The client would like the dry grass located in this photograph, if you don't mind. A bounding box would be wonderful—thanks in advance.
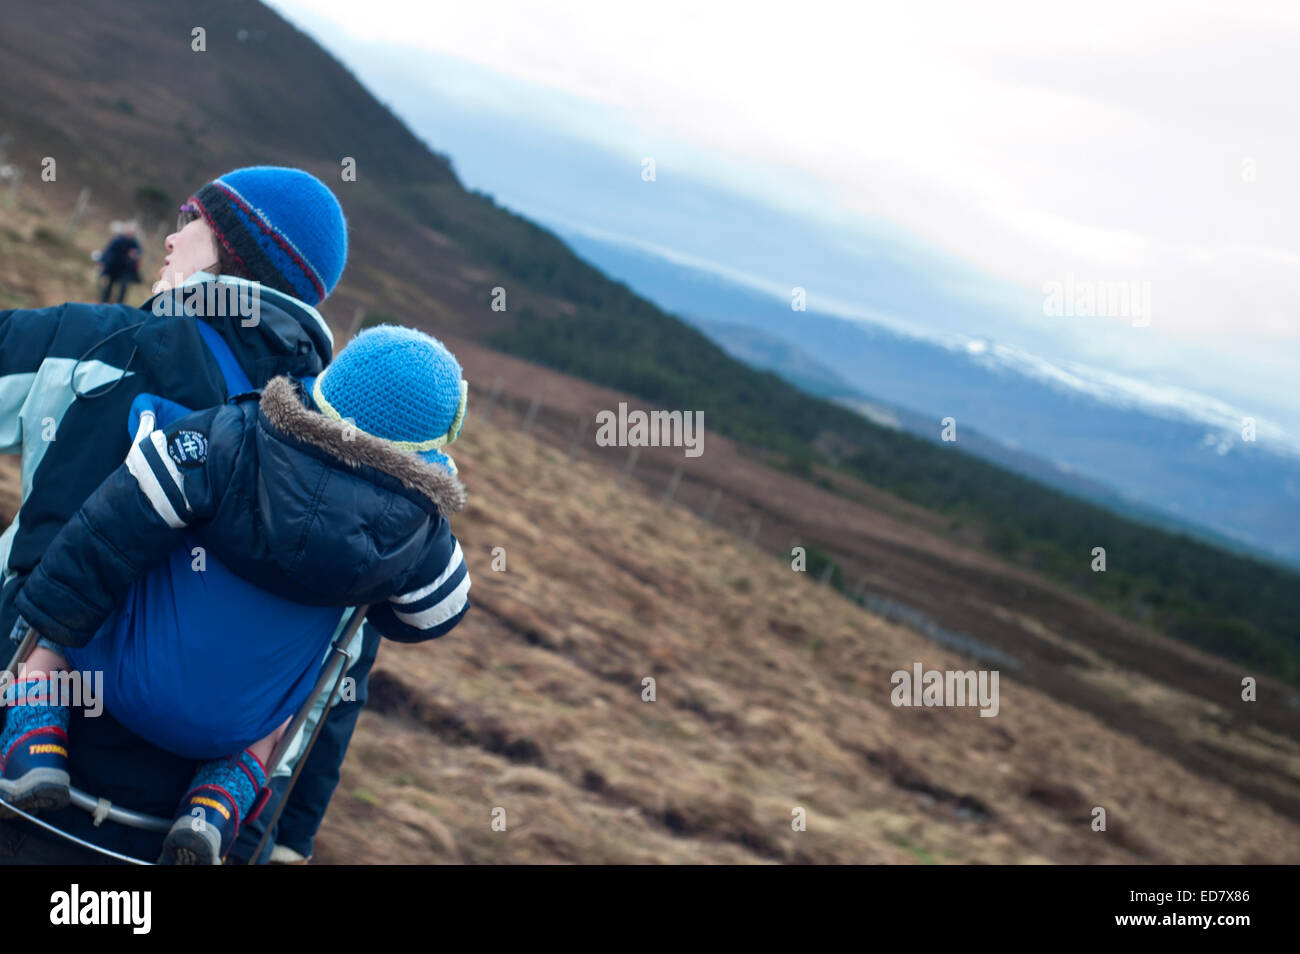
[307,417,1300,864]
[4,197,1298,864]
[0,197,108,309]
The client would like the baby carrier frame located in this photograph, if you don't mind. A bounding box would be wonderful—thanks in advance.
[0,603,367,865]
[1,316,367,864]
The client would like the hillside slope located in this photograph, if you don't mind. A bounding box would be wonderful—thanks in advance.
[0,0,1297,685]
[309,395,1300,864]
[3,350,1297,862]
[5,174,1300,860]
[4,0,1300,863]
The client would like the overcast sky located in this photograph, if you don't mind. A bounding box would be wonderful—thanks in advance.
[270,0,1299,420]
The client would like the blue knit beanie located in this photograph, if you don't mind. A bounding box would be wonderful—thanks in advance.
[312,325,468,473]
[190,166,347,305]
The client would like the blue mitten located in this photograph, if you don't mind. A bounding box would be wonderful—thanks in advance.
[126,393,196,439]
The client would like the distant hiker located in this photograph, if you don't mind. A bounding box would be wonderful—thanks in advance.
[96,222,142,303]
[0,166,384,864]
[4,325,471,864]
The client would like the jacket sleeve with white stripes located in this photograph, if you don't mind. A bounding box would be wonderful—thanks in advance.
[363,535,470,643]
[15,400,472,650]
[14,404,240,648]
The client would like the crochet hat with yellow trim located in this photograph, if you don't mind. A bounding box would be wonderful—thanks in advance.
[313,325,467,474]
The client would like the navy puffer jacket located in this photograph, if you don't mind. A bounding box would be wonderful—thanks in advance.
[0,277,334,641]
[16,375,471,649]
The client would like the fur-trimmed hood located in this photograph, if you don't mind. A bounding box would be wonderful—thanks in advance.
[259,374,467,515]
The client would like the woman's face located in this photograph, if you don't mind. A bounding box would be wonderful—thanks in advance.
[154,218,219,294]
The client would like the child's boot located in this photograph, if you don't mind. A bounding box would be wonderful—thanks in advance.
[0,675,71,817]
[158,749,269,865]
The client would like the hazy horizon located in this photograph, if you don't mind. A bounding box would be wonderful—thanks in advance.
[268,0,1300,449]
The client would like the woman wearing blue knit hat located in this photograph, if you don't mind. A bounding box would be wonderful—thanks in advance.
[0,163,400,864]
[158,165,348,305]
[0,316,473,864]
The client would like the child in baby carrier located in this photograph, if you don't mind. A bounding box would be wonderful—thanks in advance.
[0,325,472,864]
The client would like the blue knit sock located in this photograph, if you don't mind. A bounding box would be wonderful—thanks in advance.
[186,749,267,823]
[0,676,70,759]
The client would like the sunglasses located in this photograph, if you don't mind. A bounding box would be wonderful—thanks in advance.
[176,202,202,233]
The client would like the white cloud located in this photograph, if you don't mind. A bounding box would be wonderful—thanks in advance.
[271,0,1300,356]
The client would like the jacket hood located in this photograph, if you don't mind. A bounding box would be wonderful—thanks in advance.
[258,375,467,516]
[141,273,334,387]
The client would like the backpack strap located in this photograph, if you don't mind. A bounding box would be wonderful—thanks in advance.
[194,319,254,398]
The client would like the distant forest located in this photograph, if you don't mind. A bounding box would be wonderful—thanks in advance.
[394,180,1300,687]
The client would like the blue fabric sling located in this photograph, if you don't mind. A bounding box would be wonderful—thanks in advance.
[64,318,343,760]
[194,319,253,395]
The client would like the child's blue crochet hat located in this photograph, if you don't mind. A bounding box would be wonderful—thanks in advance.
[312,325,467,474]
[190,166,347,306]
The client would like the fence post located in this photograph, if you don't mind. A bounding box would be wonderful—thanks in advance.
[661,466,683,506]
[746,516,762,544]
[347,307,366,340]
[480,377,503,422]
[68,186,91,229]
[702,487,721,523]
[4,168,20,208]
[567,416,588,459]
[521,395,541,433]
[618,447,640,487]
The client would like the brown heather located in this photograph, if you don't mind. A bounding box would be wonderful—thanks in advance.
[4,172,1299,867]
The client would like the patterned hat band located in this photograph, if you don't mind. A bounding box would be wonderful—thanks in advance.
[312,375,468,453]
[191,181,327,305]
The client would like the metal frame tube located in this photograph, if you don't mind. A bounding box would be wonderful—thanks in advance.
[0,607,369,865]
[0,624,38,698]
[249,606,367,863]
[67,787,171,832]
[0,799,155,865]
